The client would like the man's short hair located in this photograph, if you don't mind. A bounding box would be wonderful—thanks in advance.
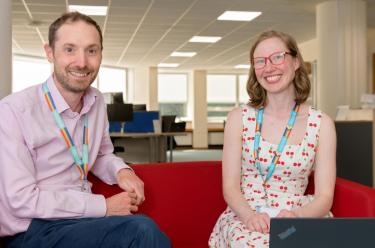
[48,12,103,50]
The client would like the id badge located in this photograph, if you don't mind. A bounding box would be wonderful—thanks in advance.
[81,179,91,193]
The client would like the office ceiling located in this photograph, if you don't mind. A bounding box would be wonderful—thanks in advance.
[12,0,375,70]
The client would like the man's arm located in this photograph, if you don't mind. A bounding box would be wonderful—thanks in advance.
[90,108,145,204]
[89,108,131,184]
[90,126,131,185]
[0,103,106,219]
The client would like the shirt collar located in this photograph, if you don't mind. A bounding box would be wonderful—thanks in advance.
[46,76,69,114]
[46,75,98,115]
[81,85,97,115]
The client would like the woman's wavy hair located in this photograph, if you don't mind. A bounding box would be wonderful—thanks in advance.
[247,30,310,108]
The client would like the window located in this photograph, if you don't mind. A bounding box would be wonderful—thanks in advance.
[207,74,249,120]
[239,74,249,104]
[207,75,236,119]
[97,66,126,100]
[12,56,126,98]
[158,73,188,117]
[12,56,51,92]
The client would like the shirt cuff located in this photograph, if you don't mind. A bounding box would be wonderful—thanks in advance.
[110,162,132,185]
[84,193,107,217]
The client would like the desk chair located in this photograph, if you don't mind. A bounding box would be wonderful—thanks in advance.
[113,141,125,154]
[109,122,125,154]
[170,122,186,148]
[161,115,186,149]
[161,115,176,132]
[161,115,176,149]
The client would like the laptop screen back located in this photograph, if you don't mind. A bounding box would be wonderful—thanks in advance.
[270,218,375,248]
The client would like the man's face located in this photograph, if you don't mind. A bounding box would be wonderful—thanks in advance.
[44,20,102,94]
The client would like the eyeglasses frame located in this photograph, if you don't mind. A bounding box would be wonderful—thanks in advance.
[252,51,294,69]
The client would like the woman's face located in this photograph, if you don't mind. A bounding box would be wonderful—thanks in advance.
[253,37,300,95]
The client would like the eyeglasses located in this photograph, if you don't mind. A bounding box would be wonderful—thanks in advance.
[252,51,293,69]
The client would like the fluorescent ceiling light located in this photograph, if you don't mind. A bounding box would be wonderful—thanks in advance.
[189,36,221,43]
[170,52,197,57]
[69,5,108,16]
[235,64,251,69]
[158,63,179,68]
[218,11,262,21]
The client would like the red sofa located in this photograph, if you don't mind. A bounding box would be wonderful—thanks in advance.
[2,161,375,248]
[90,161,375,248]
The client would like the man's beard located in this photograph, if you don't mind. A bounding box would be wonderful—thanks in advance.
[54,66,98,93]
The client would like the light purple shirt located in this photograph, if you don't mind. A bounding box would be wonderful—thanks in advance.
[0,76,129,236]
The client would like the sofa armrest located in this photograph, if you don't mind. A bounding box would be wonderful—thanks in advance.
[331,177,375,217]
[305,174,375,217]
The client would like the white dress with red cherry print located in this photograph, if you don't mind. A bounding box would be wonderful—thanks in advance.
[209,104,328,248]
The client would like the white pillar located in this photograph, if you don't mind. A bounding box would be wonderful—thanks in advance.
[128,67,148,104]
[317,0,366,117]
[192,70,208,148]
[128,66,158,111]
[0,0,12,99]
[148,66,158,111]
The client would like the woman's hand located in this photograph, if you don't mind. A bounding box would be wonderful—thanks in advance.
[276,209,298,218]
[244,212,271,234]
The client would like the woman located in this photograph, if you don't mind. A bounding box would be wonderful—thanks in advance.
[209,30,336,247]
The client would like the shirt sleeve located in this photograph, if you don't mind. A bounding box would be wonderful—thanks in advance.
[0,102,107,219]
[90,108,130,185]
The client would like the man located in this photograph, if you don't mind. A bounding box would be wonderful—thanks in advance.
[0,12,170,248]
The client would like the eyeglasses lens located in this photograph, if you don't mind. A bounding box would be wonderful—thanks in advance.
[253,52,286,69]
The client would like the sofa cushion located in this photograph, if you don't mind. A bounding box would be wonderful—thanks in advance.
[91,161,226,248]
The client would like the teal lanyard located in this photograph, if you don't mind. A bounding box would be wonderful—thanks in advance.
[254,103,300,183]
[42,83,89,182]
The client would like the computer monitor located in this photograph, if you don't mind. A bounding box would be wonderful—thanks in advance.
[106,103,133,122]
[161,115,176,132]
[112,93,124,104]
[133,104,147,111]
[102,92,124,104]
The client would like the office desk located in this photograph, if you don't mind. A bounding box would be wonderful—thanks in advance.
[110,132,186,163]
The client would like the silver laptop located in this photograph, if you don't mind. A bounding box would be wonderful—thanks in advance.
[270,218,375,248]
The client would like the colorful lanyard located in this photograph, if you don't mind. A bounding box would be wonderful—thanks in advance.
[254,103,300,183]
[42,83,89,186]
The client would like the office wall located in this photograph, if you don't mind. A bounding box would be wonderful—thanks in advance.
[299,38,318,62]
[368,28,375,93]
[0,0,12,99]
[187,71,194,120]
